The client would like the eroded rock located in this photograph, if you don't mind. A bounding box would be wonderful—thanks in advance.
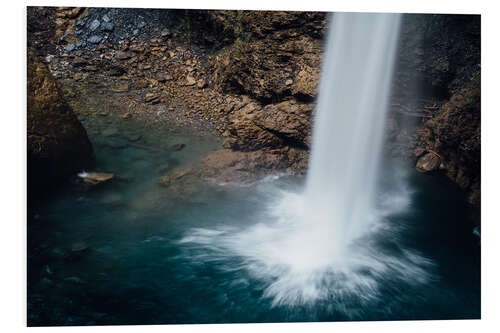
[27,55,93,196]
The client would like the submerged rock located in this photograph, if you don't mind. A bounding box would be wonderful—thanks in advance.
[169,143,186,151]
[71,241,89,253]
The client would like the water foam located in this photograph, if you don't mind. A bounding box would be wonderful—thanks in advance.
[177,13,435,309]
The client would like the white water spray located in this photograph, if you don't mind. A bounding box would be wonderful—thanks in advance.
[179,13,435,308]
[298,12,402,263]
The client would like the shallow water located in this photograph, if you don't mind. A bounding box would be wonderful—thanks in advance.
[27,113,480,326]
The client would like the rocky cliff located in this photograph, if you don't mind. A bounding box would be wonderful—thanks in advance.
[27,7,480,203]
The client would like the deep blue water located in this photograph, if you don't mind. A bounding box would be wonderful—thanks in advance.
[27,115,480,326]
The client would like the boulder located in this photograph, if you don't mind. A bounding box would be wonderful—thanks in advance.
[27,55,93,197]
[416,152,441,172]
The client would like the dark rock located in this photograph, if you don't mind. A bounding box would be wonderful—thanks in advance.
[101,22,114,31]
[27,55,93,198]
[170,143,186,151]
[88,35,102,44]
[89,19,100,31]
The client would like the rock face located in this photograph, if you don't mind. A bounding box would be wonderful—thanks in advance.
[27,7,480,204]
[415,73,480,203]
[27,55,93,197]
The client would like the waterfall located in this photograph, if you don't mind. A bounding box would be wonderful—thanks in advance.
[304,12,402,257]
[179,13,436,308]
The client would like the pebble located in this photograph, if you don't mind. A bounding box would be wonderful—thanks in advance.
[102,14,111,22]
[89,19,101,31]
[65,43,75,52]
[88,35,103,44]
[102,22,114,31]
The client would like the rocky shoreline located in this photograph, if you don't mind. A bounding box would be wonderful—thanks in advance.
[27,7,480,205]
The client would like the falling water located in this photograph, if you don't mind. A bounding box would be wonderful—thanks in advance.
[180,13,436,308]
[303,12,402,260]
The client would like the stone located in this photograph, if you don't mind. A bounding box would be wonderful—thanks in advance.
[185,75,196,86]
[121,112,132,119]
[78,172,114,184]
[145,93,161,104]
[102,14,110,22]
[65,43,75,52]
[125,133,142,142]
[116,51,133,60]
[89,19,100,31]
[170,143,186,151]
[88,35,102,44]
[416,152,441,172]
[71,241,89,253]
[111,83,129,92]
[27,55,93,196]
[101,22,114,31]
[102,127,119,137]
[156,73,172,82]
[161,28,171,37]
[72,57,87,67]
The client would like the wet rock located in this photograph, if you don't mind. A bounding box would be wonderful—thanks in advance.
[416,152,441,172]
[78,172,114,184]
[169,143,186,151]
[102,127,119,137]
[107,138,129,149]
[156,163,171,175]
[159,169,192,186]
[201,149,289,184]
[64,276,86,284]
[125,133,142,142]
[71,241,89,253]
[27,55,93,197]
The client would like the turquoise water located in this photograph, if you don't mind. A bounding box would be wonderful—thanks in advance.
[27,115,480,326]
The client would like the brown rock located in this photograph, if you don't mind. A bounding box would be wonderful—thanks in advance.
[116,51,133,60]
[27,55,93,197]
[416,152,441,172]
[185,75,197,86]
